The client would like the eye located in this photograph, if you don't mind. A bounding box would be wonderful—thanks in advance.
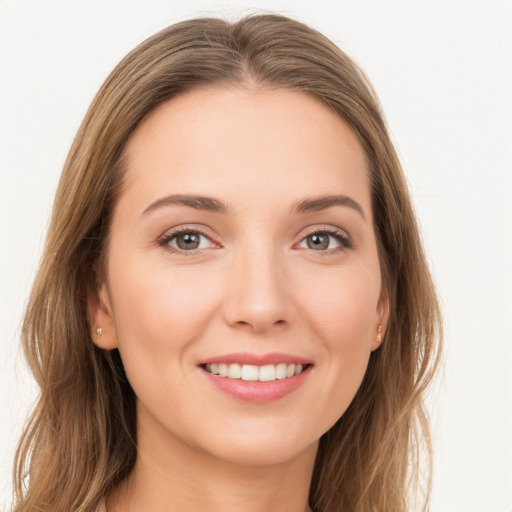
[297,229,352,252]
[159,229,216,253]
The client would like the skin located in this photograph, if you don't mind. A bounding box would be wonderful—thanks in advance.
[90,85,388,512]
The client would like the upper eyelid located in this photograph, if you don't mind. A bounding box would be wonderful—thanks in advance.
[297,224,351,241]
[158,224,216,241]
[300,225,347,235]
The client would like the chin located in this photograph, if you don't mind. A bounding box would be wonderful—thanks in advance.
[209,440,317,468]
[194,420,322,468]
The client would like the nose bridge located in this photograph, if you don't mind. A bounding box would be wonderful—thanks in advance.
[223,235,292,332]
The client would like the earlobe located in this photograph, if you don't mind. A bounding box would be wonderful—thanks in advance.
[88,282,118,350]
[376,324,383,344]
[371,289,390,351]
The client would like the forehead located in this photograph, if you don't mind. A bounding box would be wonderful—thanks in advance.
[121,86,371,216]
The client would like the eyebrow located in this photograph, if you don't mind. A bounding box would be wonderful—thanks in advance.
[291,195,366,221]
[141,193,366,221]
[141,194,228,216]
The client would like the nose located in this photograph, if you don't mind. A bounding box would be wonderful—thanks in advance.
[222,244,294,333]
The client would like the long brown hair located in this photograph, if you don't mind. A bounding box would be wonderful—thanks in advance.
[13,14,442,512]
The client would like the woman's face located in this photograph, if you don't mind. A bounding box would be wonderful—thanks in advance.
[92,86,388,467]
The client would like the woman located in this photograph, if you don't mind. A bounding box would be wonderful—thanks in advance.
[12,13,442,512]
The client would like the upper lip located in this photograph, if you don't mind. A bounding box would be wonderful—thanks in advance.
[198,352,313,366]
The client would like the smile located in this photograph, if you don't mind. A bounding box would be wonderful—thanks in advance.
[199,353,313,403]
[204,363,306,382]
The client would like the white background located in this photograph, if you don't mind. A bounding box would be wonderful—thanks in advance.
[1,1,511,511]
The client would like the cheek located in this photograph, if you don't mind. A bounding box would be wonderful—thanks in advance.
[300,264,380,346]
[107,257,220,368]
[296,265,379,427]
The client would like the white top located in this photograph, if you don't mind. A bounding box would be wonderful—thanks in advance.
[96,499,106,512]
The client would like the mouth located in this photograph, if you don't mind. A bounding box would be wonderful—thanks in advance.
[201,362,311,382]
[198,353,313,403]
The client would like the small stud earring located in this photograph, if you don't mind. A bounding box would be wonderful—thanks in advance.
[376,324,382,343]
[96,327,103,338]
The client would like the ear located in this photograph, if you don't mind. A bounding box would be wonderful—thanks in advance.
[370,288,390,352]
[88,279,118,351]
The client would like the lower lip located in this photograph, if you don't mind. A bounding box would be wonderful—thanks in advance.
[201,366,312,404]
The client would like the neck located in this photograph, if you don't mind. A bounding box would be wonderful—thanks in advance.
[107,408,317,512]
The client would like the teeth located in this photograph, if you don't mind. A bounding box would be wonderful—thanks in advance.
[286,364,296,378]
[258,364,276,382]
[205,363,307,381]
[241,364,259,381]
[227,363,241,379]
[276,363,287,380]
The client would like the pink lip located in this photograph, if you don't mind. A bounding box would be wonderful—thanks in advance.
[198,352,312,366]
[198,353,313,404]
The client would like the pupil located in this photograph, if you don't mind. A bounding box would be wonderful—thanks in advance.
[177,233,199,250]
[308,234,328,250]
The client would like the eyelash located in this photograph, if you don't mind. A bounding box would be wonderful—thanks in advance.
[157,227,216,254]
[157,226,353,255]
[299,227,353,253]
